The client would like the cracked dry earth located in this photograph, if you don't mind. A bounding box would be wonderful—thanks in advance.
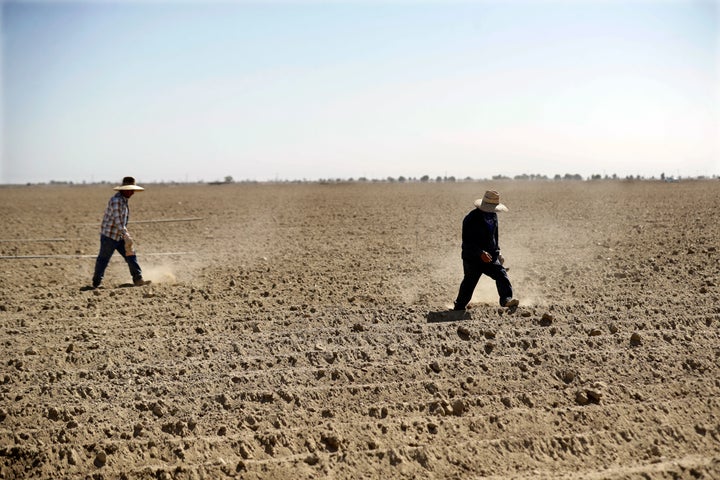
[0,180,719,480]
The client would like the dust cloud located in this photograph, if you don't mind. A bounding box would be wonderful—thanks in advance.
[142,264,178,284]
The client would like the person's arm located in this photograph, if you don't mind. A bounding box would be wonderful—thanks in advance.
[464,212,492,262]
[496,224,504,265]
[481,214,501,263]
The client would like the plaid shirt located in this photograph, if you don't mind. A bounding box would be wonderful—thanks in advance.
[100,192,129,241]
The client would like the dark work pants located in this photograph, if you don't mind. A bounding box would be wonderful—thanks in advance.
[454,257,513,309]
[92,234,142,287]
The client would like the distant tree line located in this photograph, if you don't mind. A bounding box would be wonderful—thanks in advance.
[19,172,717,187]
[309,173,714,183]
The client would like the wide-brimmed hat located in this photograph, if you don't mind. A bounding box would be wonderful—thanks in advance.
[474,190,508,212]
[113,176,145,191]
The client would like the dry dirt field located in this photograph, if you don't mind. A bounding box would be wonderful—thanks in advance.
[1,180,719,479]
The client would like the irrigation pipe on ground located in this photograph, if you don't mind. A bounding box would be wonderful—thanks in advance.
[0,252,195,260]
[0,238,80,243]
[75,217,204,226]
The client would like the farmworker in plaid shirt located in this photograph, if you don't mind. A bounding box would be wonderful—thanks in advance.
[91,177,151,288]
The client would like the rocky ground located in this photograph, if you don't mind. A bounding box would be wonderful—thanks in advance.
[1,180,719,479]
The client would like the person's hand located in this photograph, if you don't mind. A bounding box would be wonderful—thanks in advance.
[480,251,492,263]
[123,233,135,256]
[122,231,133,242]
[498,253,505,265]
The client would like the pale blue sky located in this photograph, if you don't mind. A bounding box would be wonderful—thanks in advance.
[2,0,718,183]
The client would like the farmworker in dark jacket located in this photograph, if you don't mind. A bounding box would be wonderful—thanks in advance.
[454,190,518,310]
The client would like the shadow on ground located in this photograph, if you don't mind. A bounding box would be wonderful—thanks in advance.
[426,310,471,323]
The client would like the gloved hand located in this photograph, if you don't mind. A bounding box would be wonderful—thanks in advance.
[498,253,505,266]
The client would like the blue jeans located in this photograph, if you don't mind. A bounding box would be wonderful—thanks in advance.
[92,235,142,287]
[454,257,513,309]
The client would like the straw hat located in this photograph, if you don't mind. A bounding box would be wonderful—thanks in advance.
[474,190,508,212]
[113,176,145,191]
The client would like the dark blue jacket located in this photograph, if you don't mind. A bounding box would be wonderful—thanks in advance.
[461,208,500,261]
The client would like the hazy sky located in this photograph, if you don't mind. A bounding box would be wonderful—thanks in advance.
[2,0,718,183]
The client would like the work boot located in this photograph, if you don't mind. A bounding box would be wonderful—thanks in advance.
[503,298,519,308]
[453,302,468,311]
[133,278,152,287]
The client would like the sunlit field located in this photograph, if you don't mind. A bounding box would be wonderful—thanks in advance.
[1,180,719,479]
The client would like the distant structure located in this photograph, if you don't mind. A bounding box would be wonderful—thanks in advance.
[208,175,234,186]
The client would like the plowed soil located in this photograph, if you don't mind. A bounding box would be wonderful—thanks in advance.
[1,180,719,479]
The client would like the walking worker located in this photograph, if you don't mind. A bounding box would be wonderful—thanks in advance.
[91,177,151,288]
[454,190,518,310]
